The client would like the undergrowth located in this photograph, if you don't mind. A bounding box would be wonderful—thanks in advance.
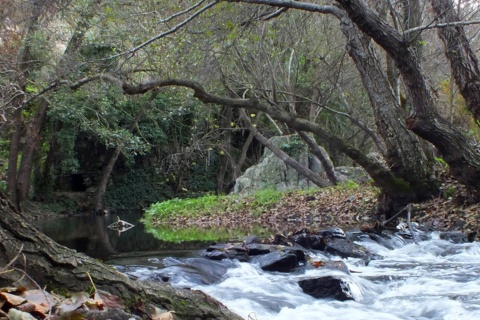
[144,183,363,225]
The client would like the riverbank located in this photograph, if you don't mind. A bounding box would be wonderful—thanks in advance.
[145,183,480,241]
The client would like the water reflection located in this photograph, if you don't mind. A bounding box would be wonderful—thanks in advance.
[36,212,271,260]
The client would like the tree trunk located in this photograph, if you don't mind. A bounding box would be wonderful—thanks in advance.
[335,0,480,191]
[0,192,242,320]
[217,106,233,194]
[16,98,49,205]
[297,131,338,185]
[91,92,158,212]
[339,15,439,200]
[430,0,480,123]
[6,105,23,204]
[240,109,330,188]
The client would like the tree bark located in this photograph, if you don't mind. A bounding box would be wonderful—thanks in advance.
[239,109,330,188]
[335,0,480,191]
[217,106,233,194]
[430,0,480,123]
[0,191,242,320]
[297,131,338,185]
[339,15,438,199]
[16,98,49,204]
[6,105,23,204]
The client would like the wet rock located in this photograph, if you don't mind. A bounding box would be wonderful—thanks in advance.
[245,235,260,244]
[158,257,235,286]
[246,243,272,256]
[298,276,353,301]
[256,251,300,273]
[323,237,378,265]
[203,243,249,261]
[292,232,324,250]
[322,260,350,274]
[73,308,142,320]
[439,231,469,243]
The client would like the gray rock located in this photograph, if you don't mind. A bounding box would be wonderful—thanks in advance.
[233,135,324,194]
[298,276,353,301]
[256,251,300,273]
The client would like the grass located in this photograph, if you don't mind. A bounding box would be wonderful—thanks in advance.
[144,188,286,221]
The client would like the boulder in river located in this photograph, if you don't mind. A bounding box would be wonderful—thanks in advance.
[203,243,249,261]
[298,276,354,301]
[255,251,301,273]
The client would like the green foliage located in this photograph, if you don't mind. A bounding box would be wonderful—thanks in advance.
[338,179,360,190]
[143,224,269,243]
[106,168,173,210]
[145,194,226,220]
[144,188,283,222]
[280,135,306,156]
[249,189,283,217]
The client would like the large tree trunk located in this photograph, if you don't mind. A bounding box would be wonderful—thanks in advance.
[429,0,480,123]
[339,15,439,204]
[0,191,242,320]
[335,0,480,191]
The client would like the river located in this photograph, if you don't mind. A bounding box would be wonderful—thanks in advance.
[38,212,480,320]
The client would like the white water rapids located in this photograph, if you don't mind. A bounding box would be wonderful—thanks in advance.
[115,234,480,320]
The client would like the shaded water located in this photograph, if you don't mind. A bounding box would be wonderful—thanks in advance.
[39,216,480,319]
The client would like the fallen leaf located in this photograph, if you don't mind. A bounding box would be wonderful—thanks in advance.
[7,308,37,320]
[56,292,88,315]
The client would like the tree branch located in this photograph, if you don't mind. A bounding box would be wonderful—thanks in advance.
[404,19,480,36]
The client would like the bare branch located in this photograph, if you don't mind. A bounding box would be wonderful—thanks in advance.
[222,0,342,17]
[158,0,207,23]
[106,1,218,60]
[404,19,480,36]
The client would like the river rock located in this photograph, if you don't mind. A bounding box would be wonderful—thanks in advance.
[323,237,378,264]
[255,251,300,273]
[203,243,249,261]
[298,276,353,301]
[439,231,470,243]
[246,243,273,256]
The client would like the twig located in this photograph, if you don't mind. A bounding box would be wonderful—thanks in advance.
[0,244,23,272]
[382,204,409,226]
[406,204,419,245]
[10,267,53,319]
[86,272,97,294]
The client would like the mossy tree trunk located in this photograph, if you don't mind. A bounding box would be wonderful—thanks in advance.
[0,191,242,320]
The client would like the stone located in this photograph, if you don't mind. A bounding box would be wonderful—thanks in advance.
[323,237,377,265]
[298,276,353,301]
[256,251,300,273]
[233,135,324,194]
[203,243,249,261]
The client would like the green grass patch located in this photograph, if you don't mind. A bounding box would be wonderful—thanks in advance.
[144,188,286,222]
[143,224,270,243]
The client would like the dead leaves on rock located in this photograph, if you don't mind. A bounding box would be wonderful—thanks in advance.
[0,286,175,320]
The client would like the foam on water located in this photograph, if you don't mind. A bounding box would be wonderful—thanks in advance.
[195,239,480,320]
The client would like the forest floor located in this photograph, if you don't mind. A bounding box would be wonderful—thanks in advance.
[145,178,480,241]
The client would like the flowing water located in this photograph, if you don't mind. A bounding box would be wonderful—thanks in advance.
[39,214,480,320]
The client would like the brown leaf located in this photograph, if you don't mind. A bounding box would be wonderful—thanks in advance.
[0,292,26,306]
[56,292,88,315]
[94,290,124,309]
